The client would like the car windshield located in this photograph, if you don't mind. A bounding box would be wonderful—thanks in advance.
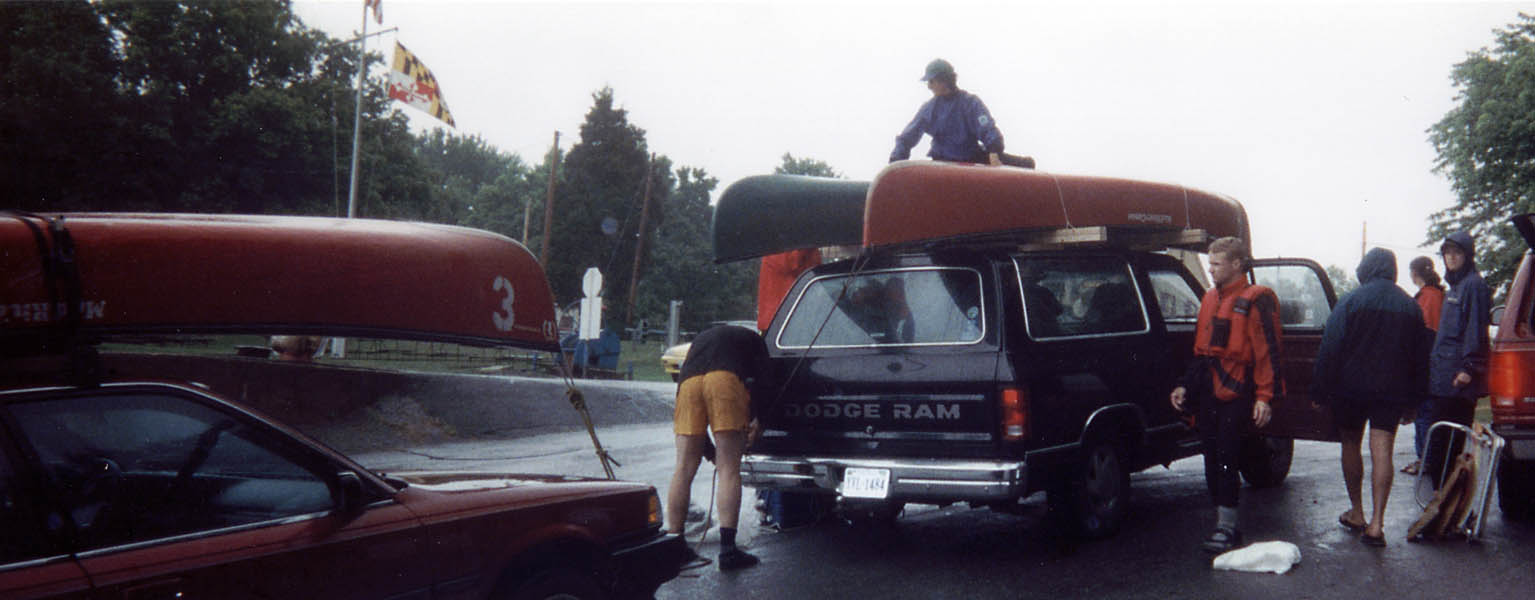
[777,267,984,348]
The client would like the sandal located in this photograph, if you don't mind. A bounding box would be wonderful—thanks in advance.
[1338,512,1367,532]
[1201,526,1243,554]
[1402,460,1421,475]
[1360,531,1387,547]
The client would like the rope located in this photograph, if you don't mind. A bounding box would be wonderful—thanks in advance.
[556,358,619,479]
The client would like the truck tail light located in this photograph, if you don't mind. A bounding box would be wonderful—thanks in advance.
[1490,350,1535,414]
[1001,387,1029,441]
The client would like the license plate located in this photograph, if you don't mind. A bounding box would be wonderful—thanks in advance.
[841,467,891,499]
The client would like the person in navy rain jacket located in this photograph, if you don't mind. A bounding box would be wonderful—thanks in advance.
[1422,231,1493,484]
[891,59,1026,167]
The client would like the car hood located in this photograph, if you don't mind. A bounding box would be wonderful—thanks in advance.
[389,471,644,493]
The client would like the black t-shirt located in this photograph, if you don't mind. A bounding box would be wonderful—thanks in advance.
[680,325,774,411]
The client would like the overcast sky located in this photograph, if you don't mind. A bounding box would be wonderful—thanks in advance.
[295,0,1531,287]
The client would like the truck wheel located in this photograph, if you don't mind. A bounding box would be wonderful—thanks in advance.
[1238,435,1293,488]
[1049,441,1130,539]
[840,500,904,527]
[1498,457,1535,521]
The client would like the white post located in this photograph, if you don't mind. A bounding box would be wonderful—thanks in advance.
[667,300,682,347]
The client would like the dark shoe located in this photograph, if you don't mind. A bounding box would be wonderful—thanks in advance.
[1338,511,1367,532]
[679,546,709,570]
[1360,531,1387,547]
[718,548,761,571]
[1201,527,1243,554]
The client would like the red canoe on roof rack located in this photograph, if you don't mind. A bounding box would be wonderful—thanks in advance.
[862,161,1250,251]
[1,213,559,351]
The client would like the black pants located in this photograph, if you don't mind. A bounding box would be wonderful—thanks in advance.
[1422,395,1476,486]
[1199,394,1254,508]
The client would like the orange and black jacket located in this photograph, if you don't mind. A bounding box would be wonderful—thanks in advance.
[1182,278,1285,405]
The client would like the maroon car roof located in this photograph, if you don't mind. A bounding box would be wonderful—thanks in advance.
[2,213,559,351]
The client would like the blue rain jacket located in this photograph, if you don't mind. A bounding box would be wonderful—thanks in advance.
[1429,232,1493,399]
[890,90,1004,163]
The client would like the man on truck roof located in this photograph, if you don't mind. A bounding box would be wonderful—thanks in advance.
[889,58,1034,168]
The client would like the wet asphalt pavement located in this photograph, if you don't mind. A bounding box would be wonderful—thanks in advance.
[348,421,1535,599]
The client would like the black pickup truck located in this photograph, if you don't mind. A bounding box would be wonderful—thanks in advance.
[716,162,1339,538]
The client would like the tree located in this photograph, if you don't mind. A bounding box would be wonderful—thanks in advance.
[3,0,434,219]
[1325,264,1358,298]
[1,0,124,209]
[775,152,842,178]
[1428,13,1535,297]
[544,87,668,307]
[636,167,757,331]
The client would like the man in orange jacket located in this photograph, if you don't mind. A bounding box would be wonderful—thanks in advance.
[1170,236,1284,553]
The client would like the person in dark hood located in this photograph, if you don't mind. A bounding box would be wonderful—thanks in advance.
[1313,248,1432,546]
[1422,232,1493,483]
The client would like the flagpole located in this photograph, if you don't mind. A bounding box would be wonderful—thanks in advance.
[346,2,368,220]
[333,2,369,360]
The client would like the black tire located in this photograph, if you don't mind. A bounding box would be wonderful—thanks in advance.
[840,500,903,527]
[1498,456,1535,521]
[1048,441,1130,539]
[509,567,607,600]
[1238,435,1293,488]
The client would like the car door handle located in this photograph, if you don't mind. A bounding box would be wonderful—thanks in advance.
[121,576,188,600]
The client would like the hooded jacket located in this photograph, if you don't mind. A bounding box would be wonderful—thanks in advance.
[1429,232,1493,398]
[1312,248,1432,408]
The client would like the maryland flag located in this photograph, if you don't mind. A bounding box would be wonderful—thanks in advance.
[387,42,456,127]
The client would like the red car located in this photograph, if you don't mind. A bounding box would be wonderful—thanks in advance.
[0,214,686,599]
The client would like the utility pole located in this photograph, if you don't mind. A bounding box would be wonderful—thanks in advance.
[625,154,655,326]
[1361,220,1367,260]
[539,131,560,265]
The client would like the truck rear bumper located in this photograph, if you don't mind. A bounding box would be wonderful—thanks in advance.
[1494,424,1535,461]
[742,454,1026,502]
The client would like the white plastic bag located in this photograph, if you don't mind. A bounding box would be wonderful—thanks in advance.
[1211,541,1302,574]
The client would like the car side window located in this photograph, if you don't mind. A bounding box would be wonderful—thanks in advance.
[8,392,335,551]
[1149,270,1202,324]
[1016,256,1149,339]
[0,430,54,564]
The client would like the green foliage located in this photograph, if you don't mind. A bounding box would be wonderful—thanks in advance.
[635,167,757,331]
[544,87,669,308]
[1428,13,1535,297]
[1325,264,1358,298]
[775,152,842,177]
[2,0,423,217]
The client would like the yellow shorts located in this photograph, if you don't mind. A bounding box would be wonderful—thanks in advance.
[674,370,751,435]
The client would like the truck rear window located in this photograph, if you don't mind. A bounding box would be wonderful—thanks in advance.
[777,267,984,348]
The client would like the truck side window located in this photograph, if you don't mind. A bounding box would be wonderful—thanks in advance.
[1016,256,1148,339]
[777,267,985,348]
[1148,270,1201,324]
